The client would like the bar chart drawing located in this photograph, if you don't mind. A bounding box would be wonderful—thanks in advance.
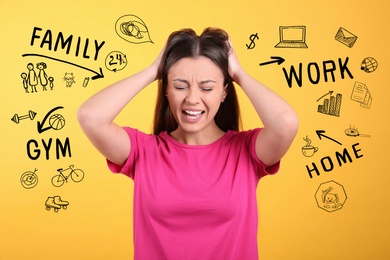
[317,92,342,117]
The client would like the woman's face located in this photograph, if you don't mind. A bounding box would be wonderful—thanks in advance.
[166,56,227,136]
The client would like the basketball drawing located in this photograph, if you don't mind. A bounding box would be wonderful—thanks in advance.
[49,114,66,130]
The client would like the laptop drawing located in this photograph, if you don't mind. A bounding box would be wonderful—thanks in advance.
[275,26,308,48]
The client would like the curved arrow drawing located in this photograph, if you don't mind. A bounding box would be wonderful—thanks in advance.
[22,54,104,80]
[316,91,334,102]
[316,130,342,145]
[37,106,64,133]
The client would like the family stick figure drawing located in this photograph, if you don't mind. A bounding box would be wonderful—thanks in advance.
[21,62,53,93]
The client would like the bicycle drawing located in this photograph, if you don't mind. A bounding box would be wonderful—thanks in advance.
[51,165,84,187]
[21,168,39,189]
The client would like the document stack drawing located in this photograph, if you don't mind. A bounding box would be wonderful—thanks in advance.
[351,82,372,109]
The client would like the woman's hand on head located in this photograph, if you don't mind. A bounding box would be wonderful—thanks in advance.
[227,38,243,83]
[151,43,167,80]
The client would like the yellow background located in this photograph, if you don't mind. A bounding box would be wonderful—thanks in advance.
[1,0,389,259]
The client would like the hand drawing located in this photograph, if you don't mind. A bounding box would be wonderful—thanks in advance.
[322,187,343,209]
[83,77,90,87]
[20,168,39,189]
[275,26,308,48]
[11,110,37,124]
[51,165,84,187]
[63,72,76,87]
[27,63,38,92]
[37,106,65,133]
[21,73,28,93]
[361,57,378,73]
[45,196,69,212]
[105,51,128,72]
[317,91,342,117]
[36,62,49,90]
[350,82,372,109]
[48,77,54,90]
[315,180,347,212]
[22,62,53,93]
[115,14,153,44]
[345,125,371,138]
[335,27,357,48]
[302,135,318,157]
[246,33,259,49]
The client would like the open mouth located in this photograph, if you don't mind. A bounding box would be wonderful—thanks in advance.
[183,110,205,120]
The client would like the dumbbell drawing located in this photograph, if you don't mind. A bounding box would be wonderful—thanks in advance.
[11,110,37,124]
[45,196,69,212]
[51,165,84,187]
[20,168,39,189]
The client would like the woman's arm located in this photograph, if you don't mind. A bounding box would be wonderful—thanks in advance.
[228,40,299,166]
[77,49,164,166]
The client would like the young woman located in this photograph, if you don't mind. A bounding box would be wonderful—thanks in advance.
[78,27,298,259]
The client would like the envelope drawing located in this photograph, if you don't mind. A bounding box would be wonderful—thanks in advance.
[335,27,358,48]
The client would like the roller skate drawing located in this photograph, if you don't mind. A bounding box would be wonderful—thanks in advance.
[45,196,69,212]
[51,165,84,187]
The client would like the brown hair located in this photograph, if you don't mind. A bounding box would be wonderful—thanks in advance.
[153,27,241,135]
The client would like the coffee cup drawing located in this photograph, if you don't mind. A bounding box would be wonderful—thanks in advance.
[302,136,318,157]
[302,145,318,157]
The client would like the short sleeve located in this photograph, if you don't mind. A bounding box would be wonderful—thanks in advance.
[249,128,280,178]
[106,127,140,179]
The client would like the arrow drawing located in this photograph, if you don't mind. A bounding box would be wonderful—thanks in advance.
[37,106,64,133]
[316,130,342,145]
[317,91,334,102]
[22,54,104,80]
[259,56,285,66]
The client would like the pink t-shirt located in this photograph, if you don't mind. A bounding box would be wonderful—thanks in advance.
[108,127,279,260]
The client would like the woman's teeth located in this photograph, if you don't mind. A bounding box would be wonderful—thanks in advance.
[184,110,203,119]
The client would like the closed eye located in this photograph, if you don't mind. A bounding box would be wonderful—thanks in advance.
[172,78,190,90]
[174,85,189,90]
[199,80,217,92]
[200,87,213,92]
